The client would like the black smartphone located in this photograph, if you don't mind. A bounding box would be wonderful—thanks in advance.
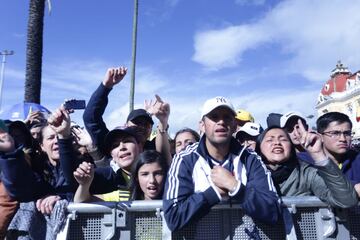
[64,99,86,110]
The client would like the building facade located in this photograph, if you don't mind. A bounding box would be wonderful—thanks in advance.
[316,61,360,140]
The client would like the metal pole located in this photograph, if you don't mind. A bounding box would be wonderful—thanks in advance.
[0,50,14,112]
[129,0,139,113]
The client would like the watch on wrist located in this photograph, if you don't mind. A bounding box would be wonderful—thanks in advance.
[157,124,169,134]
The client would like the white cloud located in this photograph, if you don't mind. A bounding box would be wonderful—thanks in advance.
[106,102,130,129]
[43,59,109,86]
[134,68,168,95]
[39,59,113,106]
[230,88,319,128]
[193,0,360,80]
[167,87,320,134]
[192,25,269,70]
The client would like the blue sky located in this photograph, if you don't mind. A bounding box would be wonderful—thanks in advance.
[1,0,360,135]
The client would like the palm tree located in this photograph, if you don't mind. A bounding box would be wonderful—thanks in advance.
[24,0,46,104]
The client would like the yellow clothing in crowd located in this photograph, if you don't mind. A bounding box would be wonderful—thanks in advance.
[102,170,131,201]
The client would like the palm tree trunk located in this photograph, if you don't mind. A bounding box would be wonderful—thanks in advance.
[24,0,45,104]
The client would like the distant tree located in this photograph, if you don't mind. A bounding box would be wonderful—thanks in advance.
[24,0,46,104]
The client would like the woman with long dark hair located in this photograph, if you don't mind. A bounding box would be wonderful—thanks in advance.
[130,150,168,200]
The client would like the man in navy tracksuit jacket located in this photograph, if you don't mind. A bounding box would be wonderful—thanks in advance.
[163,97,281,231]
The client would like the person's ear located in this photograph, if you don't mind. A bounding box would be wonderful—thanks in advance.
[230,118,237,134]
[40,143,46,152]
[199,120,205,133]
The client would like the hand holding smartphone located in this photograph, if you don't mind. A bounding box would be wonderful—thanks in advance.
[64,99,86,110]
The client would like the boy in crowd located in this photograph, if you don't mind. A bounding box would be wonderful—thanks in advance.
[235,122,263,151]
[316,112,360,197]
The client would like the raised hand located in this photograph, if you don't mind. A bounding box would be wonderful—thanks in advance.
[102,66,127,88]
[152,95,170,125]
[293,119,327,162]
[144,98,156,116]
[72,126,93,148]
[24,110,46,126]
[47,105,71,139]
[73,161,94,186]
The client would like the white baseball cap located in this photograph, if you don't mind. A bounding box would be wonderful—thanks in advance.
[236,122,263,139]
[280,111,305,128]
[201,96,236,118]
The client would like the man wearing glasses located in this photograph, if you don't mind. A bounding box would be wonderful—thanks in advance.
[317,112,360,197]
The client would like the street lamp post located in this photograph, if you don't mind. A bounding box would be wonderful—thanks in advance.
[0,50,14,112]
[129,0,139,113]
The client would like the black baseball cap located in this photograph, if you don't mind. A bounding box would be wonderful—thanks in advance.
[104,126,141,154]
[266,113,282,128]
[126,109,154,125]
[5,120,29,134]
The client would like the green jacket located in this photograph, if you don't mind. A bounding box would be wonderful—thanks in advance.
[278,159,358,208]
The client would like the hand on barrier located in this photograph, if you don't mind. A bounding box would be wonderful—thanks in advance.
[36,195,61,215]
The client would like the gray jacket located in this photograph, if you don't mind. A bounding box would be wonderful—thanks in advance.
[279,159,358,208]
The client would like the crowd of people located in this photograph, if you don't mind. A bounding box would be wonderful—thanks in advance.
[0,65,359,238]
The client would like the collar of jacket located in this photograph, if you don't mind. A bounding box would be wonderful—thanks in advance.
[196,135,243,160]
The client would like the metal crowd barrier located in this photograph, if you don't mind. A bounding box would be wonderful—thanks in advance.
[63,197,360,240]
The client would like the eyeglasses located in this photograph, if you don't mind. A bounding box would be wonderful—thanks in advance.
[321,130,352,139]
